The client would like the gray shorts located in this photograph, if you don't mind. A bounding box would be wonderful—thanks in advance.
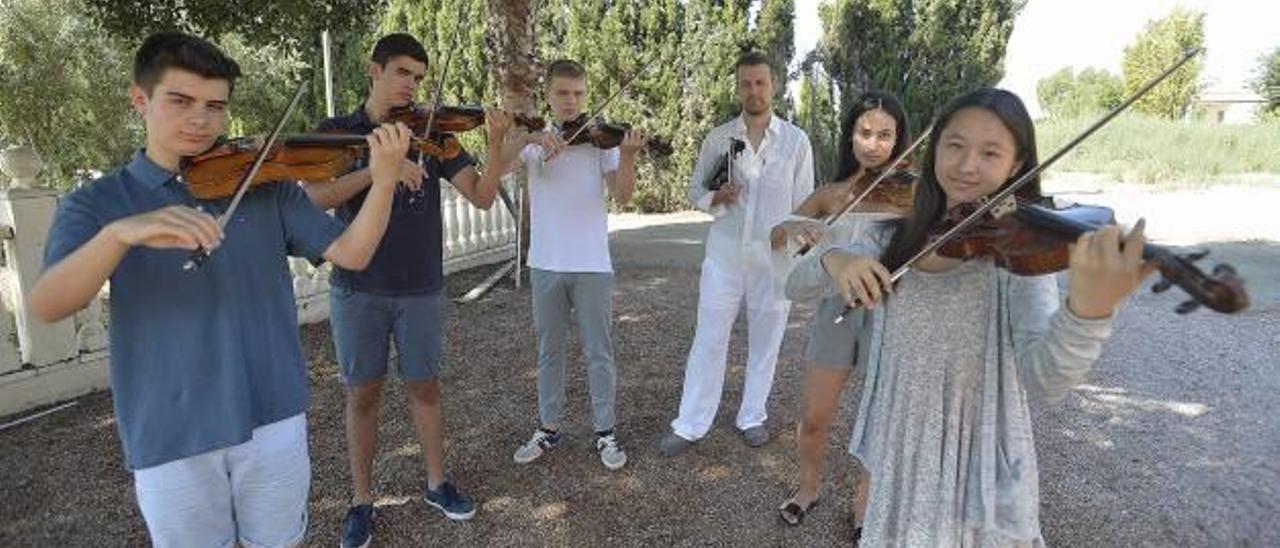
[804,295,867,370]
[329,286,446,386]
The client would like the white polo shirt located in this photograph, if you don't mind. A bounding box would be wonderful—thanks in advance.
[520,140,620,273]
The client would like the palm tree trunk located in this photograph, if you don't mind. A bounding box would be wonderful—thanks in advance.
[485,0,538,280]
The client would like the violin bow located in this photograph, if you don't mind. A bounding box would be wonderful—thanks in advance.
[421,20,463,143]
[546,52,660,159]
[795,124,932,257]
[183,78,309,271]
[833,47,1202,323]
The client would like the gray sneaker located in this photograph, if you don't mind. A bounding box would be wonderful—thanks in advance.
[514,428,561,464]
[596,433,627,470]
[658,431,694,457]
[740,425,770,447]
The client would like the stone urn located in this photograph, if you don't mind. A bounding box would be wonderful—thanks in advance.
[0,144,44,190]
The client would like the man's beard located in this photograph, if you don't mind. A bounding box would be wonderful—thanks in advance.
[742,98,770,116]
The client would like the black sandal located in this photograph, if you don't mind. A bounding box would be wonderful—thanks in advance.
[778,496,819,526]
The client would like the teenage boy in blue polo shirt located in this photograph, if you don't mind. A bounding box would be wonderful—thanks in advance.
[28,31,411,547]
[302,34,506,544]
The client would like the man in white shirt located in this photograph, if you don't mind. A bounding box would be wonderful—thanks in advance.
[489,59,647,471]
[661,51,816,456]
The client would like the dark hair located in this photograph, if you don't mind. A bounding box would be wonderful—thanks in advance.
[734,50,774,76]
[132,31,240,95]
[546,59,586,82]
[835,91,911,181]
[880,88,1041,271]
[371,33,428,66]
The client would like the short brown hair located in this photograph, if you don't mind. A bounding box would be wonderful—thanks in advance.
[133,31,241,95]
[734,51,773,75]
[371,33,428,67]
[546,59,586,81]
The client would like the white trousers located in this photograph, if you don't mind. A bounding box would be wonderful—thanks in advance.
[671,256,791,441]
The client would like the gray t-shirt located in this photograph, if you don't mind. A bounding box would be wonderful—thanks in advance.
[849,258,1115,546]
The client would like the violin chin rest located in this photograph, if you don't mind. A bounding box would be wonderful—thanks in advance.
[1174,300,1201,314]
[1183,249,1210,262]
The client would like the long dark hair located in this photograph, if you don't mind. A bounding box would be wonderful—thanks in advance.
[880,88,1042,271]
[834,91,911,182]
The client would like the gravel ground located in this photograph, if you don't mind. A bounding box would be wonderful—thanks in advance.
[2,184,1277,546]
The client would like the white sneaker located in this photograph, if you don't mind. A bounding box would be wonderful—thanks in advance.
[514,428,561,464]
[596,434,627,470]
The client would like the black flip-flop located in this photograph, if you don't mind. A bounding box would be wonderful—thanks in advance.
[778,497,819,526]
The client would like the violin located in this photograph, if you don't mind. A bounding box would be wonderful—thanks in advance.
[381,104,545,162]
[850,160,916,212]
[181,132,454,200]
[386,103,546,134]
[705,138,746,191]
[558,114,674,156]
[828,49,1238,322]
[930,195,1248,314]
[791,160,918,256]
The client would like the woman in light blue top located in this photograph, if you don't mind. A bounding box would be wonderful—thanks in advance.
[774,92,912,530]
[819,88,1154,546]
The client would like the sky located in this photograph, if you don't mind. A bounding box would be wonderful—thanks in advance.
[791,0,1280,117]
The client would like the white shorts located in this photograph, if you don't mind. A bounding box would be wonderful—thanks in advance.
[133,413,310,548]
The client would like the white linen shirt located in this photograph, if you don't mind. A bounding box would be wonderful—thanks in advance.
[687,114,815,269]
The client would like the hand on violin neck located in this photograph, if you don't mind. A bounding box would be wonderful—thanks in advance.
[618,128,649,157]
[485,107,516,142]
[367,122,414,192]
[1066,219,1158,319]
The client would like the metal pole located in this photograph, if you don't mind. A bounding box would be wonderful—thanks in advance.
[322,30,335,117]
[514,176,524,289]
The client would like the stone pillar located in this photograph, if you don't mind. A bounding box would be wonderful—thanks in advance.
[0,144,78,366]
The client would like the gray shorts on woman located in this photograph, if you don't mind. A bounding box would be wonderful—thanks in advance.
[804,295,868,370]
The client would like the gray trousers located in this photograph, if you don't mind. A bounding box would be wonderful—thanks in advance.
[530,269,617,432]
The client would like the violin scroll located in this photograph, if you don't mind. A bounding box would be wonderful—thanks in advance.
[1147,249,1248,314]
[931,199,1249,315]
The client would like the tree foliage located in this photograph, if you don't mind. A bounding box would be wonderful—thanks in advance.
[1,0,799,210]
[1120,7,1204,119]
[81,0,385,51]
[795,62,839,182]
[816,0,1024,132]
[1036,67,1124,120]
[751,0,796,117]
[1252,47,1280,121]
[0,0,138,186]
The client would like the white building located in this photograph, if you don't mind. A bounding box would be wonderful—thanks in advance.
[1194,86,1266,124]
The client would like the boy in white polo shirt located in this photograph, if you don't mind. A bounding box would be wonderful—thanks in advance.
[489,59,648,470]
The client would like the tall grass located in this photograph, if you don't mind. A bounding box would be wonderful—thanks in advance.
[1036,113,1280,183]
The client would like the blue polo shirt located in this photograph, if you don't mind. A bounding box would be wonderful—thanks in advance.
[317,108,475,295]
[43,151,346,470]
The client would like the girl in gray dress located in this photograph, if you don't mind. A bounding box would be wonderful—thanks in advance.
[771,92,912,530]
[819,89,1154,546]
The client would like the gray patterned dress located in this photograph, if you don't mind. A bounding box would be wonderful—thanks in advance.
[848,258,1115,547]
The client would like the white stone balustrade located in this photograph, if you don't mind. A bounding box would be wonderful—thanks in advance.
[0,146,517,417]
